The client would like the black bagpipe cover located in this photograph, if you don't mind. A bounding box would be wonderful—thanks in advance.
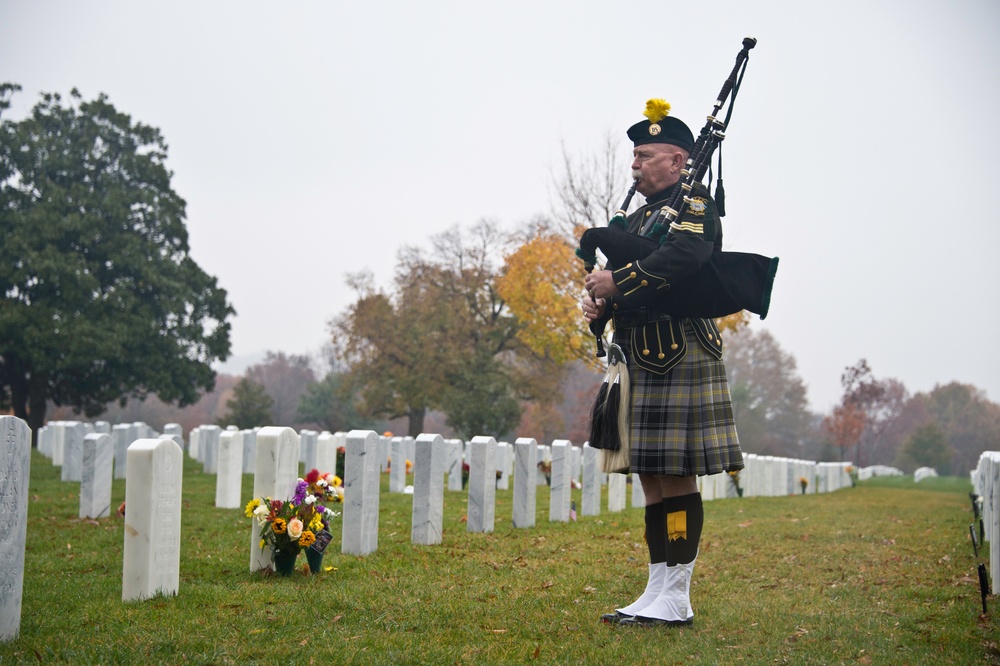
[579,226,779,320]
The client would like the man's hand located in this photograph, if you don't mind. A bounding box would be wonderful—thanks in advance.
[581,293,606,324]
[584,269,621,301]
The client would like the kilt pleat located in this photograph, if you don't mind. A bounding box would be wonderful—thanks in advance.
[620,321,744,477]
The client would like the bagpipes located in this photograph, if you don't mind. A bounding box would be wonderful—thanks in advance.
[583,37,776,472]
[578,37,777,358]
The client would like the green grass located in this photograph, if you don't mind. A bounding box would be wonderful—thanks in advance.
[1,450,997,665]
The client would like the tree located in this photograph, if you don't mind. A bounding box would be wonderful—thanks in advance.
[334,221,562,438]
[245,352,316,427]
[923,382,1000,474]
[825,360,908,467]
[296,371,379,432]
[217,377,274,429]
[895,423,952,474]
[723,326,812,456]
[0,84,234,437]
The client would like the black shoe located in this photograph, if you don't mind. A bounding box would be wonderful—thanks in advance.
[600,611,633,624]
[618,614,693,627]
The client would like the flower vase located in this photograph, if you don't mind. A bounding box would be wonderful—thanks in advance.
[305,547,324,574]
[273,550,298,576]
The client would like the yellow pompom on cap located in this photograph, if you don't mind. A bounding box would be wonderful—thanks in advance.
[643,98,671,124]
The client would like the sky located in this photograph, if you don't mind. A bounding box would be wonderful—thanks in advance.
[3,0,999,415]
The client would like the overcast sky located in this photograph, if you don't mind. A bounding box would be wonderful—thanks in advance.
[3,0,999,414]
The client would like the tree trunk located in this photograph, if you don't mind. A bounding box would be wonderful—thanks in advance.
[407,405,426,438]
[5,353,44,447]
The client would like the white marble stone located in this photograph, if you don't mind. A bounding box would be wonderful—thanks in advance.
[249,427,301,572]
[342,430,380,556]
[51,421,66,466]
[513,438,537,528]
[122,437,183,602]
[61,421,85,482]
[316,431,338,474]
[94,420,110,434]
[446,439,464,492]
[411,434,445,545]
[80,433,113,519]
[378,435,390,473]
[300,429,318,470]
[389,437,406,493]
[467,436,497,533]
[631,472,645,508]
[111,424,131,480]
[188,427,200,460]
[549,440,572,522]
[216,431,244,509]
[607,473,626,512]
[241,429,257,474]
[496,442,511,491]
[199,425,221,474]
[581,445,601,516]
[0,416,31,641]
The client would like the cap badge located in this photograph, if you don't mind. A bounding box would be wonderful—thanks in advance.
[648,124,661,136]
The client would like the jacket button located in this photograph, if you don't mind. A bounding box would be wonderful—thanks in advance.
[658,353,665,359]
[671,344,679,350]
[642,349,650,356]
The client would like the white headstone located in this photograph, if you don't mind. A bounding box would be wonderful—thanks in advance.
[549,440,572,522]
[80,433,113,519]
[607,473,626,512]
[0,416,31,641]
[513,438,538,528]
[342,430,380,556]
[249,427,301,572]
[241,429,257,475]
[300,429,318,471]
[389,437,406,493]
[446,438,464,492]
[411,434,445,545]
[496,442,511,491]
[467,436,497,533]
[316,431,338,475]
[61,421,85,482]
[199,425,221,474]
[122,437,183,602]
[216,431,244,509]
[581,445,601,516]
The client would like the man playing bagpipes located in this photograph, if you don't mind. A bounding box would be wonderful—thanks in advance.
[582,99,746,628]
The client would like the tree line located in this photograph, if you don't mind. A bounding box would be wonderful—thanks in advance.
[5,85,998,474]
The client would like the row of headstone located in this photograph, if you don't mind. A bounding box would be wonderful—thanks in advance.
[858,465,904,480]
[971,451,999,594]
[914,467,939,482]
[722,454,854,498]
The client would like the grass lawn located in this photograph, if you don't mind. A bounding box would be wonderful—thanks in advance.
[1,450,997,665]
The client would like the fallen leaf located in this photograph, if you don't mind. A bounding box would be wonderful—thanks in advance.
[533,646,541,659]
[737,521,753,528]
[542,581,554,589]
[331,615,342,623]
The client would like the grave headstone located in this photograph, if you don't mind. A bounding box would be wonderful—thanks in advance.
[389,437,406,493]
[513,438,538,528]
[607,473,626,512]
[61,421,85,482]
[200,425,221,474]
[80,433,113,519]
[249,427,301,572]
[342,430,380,556]
[0,416,30,641]
[216,430,244,509]
[122,437,183,602]
[316,431,337,475]
[111,424,131,480]
[446,439,464,492]
[581,445,601,516]
[467,436,497,533]
[549,440,572,522]
[411,434,445,545]
[241,429,257,475]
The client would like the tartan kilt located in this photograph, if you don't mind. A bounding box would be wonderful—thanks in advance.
[618,321,744,477]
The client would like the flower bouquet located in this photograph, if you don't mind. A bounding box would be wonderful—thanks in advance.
[798,476,809,495]
[246,468,343,575]
[728,470,743,497]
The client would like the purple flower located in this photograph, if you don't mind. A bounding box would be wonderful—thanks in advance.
[293,480,308,504]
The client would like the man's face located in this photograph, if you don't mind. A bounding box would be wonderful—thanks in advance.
[631,144,685,197]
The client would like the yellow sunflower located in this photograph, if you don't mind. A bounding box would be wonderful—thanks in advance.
[272,518,287,535]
